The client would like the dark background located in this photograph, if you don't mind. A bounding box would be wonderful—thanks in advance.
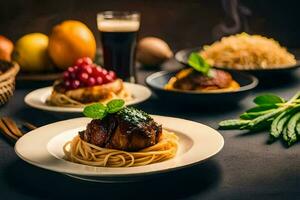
[1,0,300,51]
[1,1,300,199]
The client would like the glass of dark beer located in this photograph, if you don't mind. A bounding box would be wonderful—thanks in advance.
[97,11,140,83]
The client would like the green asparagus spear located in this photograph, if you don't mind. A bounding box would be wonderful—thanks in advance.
[248,93,300,131]
[289,92,300,102]
[282,125,289,144]
[296,123,300,135]
[219,119,250,129]
[247,107,286,129]
[219,91,300,147]
[270,109,292,139]
[285,112,300,145]
[240,109,276,120]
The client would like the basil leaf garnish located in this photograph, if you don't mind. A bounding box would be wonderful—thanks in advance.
[107,99,125,113]
[83,99,126,119]
[188,53,211,76]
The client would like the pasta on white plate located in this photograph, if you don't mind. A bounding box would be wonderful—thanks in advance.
[47,79,133,107]
[63,130,178,167]
[46,57,134,108]
[47,86,132,107]
[63,101,179,168]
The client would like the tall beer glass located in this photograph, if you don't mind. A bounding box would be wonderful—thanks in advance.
[97,11,140,83]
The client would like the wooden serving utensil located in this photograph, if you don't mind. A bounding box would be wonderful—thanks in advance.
[0,117,37,142]
[22,122,37,131]
[1,117,24,137]
[0,119,18,141]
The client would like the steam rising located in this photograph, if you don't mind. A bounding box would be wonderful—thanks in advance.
[213,0,251,39]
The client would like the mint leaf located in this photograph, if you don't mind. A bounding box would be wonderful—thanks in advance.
[83,99,125,119]
[188,53,211,76]
[254,94,285,106]
[107,99,125,113]
[83,103,108,119]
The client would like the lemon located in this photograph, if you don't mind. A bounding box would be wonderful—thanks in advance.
[13,33,51,72]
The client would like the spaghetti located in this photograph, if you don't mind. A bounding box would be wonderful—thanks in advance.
[63,130,178,167]
[47,88,132,107]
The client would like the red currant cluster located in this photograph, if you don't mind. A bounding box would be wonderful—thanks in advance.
[62,57,116,90]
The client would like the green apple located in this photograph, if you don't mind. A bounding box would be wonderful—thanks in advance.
[13,33,51,72]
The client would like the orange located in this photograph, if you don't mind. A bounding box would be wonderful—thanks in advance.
[48,20,96,69]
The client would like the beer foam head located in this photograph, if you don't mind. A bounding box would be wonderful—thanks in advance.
[97,19,140,32]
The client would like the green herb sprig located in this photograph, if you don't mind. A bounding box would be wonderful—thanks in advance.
[83,99,125,119]
[188,53,212,76]
[219,92,300,147]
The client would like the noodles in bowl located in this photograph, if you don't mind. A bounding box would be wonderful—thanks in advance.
[199,33,296,70]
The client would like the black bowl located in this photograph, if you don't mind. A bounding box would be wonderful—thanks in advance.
[146,70,258,106]
[175,47,300,79]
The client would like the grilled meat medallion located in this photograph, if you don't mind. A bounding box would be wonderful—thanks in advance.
[79,107,162,151]
[172,68,233,91]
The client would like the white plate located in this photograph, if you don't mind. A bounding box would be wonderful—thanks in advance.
[15,116,224,182]
[24,83,152,113]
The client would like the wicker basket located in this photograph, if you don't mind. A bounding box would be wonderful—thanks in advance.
[0,62,20,106]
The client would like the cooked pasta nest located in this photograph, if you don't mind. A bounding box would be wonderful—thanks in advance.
[47,79,132,107]
[47,88,132,107]
[63,130,179,167]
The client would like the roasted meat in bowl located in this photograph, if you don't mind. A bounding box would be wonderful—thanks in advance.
[167,68,239,91]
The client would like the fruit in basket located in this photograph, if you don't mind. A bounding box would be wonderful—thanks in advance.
[13,33,51,72]
[0,35,14,62]
[48,20,96,70]
[136,37,173,66]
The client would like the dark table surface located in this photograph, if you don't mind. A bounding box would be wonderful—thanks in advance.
[1,59,300,200]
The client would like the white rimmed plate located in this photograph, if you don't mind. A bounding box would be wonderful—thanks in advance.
[15,116,224,182]
[24,83,152,113]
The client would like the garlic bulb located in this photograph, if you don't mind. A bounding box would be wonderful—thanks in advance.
[137,37,173,66]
